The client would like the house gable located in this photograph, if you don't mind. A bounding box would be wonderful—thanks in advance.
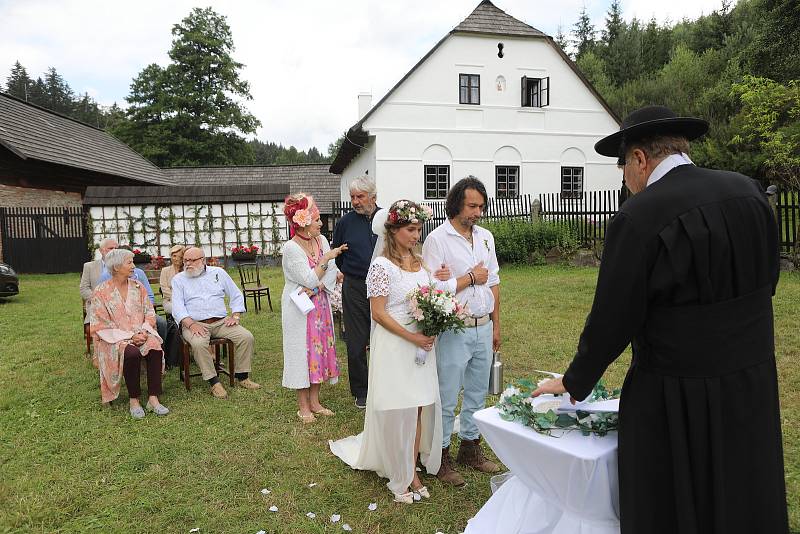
[330,0,619,175]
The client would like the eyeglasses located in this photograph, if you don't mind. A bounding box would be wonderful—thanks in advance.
[183,257,205,263]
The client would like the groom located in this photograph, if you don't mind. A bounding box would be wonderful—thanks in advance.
[422,176,501,486]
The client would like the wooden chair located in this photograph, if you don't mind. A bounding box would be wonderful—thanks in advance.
[237,262,272,313]
[82,306,92,356]
[154,288,166,317]
[178,333,235,391]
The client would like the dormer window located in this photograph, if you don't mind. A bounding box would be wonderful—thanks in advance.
[521,76,549,107]
[459,74,480,105]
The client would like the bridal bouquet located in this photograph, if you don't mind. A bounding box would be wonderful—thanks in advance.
[407,285,470,365]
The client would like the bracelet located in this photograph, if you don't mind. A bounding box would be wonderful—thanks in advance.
[468,272,475,287]
[320,261,329,271]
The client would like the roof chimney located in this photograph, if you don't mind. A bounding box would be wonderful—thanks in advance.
[358,92,372,120]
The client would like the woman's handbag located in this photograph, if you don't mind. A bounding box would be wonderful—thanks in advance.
[488,351,504,395]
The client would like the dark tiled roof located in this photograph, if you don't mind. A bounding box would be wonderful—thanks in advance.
[83,183,290,206]
[0,92,170,185]
[161,164,341,214]
[453,0,545,37]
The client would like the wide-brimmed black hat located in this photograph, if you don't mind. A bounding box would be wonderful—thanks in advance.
[594,105,709,158]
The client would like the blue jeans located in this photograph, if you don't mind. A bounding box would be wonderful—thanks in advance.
[436,321,493,449]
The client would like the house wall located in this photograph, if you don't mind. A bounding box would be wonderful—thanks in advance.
[340,138,377,201]
[0,184,83,208]
[349,33,622,202]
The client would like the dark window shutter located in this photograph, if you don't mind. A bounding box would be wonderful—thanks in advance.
[521,76,529,107]
[541,76,550,107]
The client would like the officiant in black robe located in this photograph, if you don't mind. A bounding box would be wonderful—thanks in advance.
[533,106,788,534]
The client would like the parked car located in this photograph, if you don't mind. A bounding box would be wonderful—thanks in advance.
[0,262,19,297]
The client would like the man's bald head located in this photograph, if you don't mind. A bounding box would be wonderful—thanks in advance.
[183,247,206,278]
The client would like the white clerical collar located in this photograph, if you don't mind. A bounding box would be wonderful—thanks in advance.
[647,152,694,188]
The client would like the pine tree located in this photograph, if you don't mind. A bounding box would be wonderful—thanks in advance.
[43,67,75,115]
[5,61,33,101]
[115,7,260,166]
[572,6,596,60]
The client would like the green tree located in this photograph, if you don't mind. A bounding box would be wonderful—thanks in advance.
[116,7,260,166]
[554,24,569,54]
[43,67,74,115]
[572,6,596,60]
[746,0,800,82]
[327,132,347,161]
[5,61,33,100]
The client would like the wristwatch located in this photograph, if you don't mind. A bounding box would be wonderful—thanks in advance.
[320,261,329,270]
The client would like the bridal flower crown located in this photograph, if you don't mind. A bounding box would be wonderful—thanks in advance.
[388,200,434,225]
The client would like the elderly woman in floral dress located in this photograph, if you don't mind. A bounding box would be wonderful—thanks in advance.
[89,248,168,419]
[281,193,348,423]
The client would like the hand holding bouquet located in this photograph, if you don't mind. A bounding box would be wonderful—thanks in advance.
[407,285,470,365]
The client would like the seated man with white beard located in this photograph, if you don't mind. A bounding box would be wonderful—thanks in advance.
[171,246,260,399]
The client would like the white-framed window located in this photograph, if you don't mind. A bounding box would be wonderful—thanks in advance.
[561,166,584,199]
[521,76,550,107]
[424,165,450,199]
[495,166,520,198]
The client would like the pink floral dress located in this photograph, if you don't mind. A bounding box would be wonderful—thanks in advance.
[306,256,340,384]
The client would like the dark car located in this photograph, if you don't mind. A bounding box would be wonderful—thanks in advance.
[0,262,19,297]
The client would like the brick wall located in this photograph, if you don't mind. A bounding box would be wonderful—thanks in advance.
[0,184,83,262]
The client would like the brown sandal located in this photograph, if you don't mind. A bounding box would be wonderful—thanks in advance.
[311,407,335,417]
[297,411,316,424]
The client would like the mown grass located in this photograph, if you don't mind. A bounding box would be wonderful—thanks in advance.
[1,265,797,533]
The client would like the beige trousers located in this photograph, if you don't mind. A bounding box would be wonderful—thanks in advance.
[182,319,255,380]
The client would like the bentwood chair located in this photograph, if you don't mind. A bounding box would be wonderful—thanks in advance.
[237,262,273,313]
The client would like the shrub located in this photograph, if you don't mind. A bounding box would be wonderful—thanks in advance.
[483,219,579,264]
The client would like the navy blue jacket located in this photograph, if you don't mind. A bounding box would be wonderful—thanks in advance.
[332,207,380,279]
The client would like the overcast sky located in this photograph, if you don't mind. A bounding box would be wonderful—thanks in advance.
[0,0,727,153]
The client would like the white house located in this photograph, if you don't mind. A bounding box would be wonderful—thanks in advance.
[329,0,622,203]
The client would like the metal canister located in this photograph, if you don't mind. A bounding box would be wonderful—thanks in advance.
[488,350,504,395]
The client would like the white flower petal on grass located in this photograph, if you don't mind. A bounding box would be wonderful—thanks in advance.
[308,482,318,488]
[330,514,341,523]
[260,488,271,495]
[256,531,266,534]
[189,529,200,533]
[342,524,353,531]
[368,502,378,511]
[268,506,278,512]
[306,512,316,519]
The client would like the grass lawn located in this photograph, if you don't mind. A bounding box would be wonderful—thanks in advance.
[1,265,798,533]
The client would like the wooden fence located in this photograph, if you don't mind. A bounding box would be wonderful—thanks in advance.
[776,188,799,255]
[538,189,626,247]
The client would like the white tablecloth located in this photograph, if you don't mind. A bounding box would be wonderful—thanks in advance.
[465,404,620,534]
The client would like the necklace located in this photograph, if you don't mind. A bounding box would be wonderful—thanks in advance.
[294,231,312,241]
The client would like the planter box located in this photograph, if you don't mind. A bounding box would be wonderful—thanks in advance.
[231,252,257,261]
[133,254,151,264]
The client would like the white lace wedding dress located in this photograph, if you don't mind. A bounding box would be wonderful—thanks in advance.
[329,256,443,495]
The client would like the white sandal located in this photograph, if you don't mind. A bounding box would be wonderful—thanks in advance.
[411,485,430,499]
[393,491,415,504]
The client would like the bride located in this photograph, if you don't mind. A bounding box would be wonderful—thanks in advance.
[329,200,454,503]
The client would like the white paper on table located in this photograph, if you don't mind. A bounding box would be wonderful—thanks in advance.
[290,287,315,315]
[558,396,619,413]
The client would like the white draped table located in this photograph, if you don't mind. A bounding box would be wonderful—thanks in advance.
[465,404,620,534]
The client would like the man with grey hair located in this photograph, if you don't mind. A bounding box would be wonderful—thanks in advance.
[331,176,380,409]
[171,246,259,399]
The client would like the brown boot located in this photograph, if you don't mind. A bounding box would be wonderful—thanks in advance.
[456,438,500,473]
[436,446,465,486]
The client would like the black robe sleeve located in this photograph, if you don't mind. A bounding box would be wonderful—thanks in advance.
[562,212,649,400]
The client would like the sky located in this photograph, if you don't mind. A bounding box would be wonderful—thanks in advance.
[0,0,727,153]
